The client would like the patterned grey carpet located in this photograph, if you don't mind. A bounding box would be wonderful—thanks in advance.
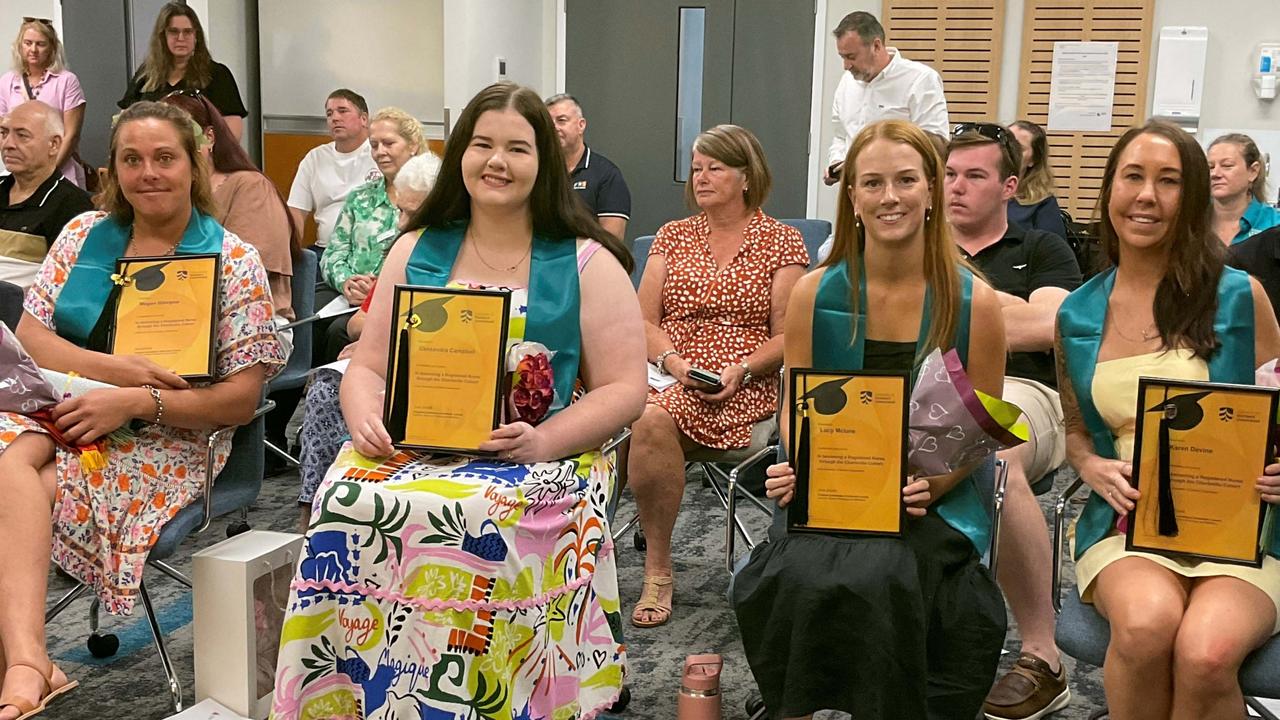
[36,463,1279,719]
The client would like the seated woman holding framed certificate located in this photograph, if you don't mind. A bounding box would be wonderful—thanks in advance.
[270,82,645,720]
[0,100,283,719]
[1056,121,1280,720]
[733,120,1009,720]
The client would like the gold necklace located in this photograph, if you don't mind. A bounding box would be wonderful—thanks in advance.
[126,233,181,257]
[1107,302,1158,343]
[469,233,531,273]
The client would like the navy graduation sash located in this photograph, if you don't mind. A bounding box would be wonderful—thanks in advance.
[403,221,581,419]
[52,209,224,349]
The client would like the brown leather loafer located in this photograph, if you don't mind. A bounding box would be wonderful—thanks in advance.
[983,652,1071,720]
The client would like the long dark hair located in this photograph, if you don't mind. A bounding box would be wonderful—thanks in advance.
[408,82,632,273]
[1098,120,1222,359]
[141,3,213,93]
[161,91,302,259]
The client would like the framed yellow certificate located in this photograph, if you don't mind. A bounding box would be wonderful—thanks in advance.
[109,253,220,380]
[787,368,909,537]
[1127,377,1278,567]
[383,285,510,454]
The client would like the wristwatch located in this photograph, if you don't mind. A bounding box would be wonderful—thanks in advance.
[655,349,679,373]
[738,360,753,385]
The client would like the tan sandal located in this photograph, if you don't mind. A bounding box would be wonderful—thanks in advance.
[0,661,78,720]
[630,575,674,628]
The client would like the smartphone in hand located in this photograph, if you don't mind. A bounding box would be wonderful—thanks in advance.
[828,161,844,179]
[687,366,724,389]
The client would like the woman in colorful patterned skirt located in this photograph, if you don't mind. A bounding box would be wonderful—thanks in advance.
[0,100,283,720]
[271,82,645,720]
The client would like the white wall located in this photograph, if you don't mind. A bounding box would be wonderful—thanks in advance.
[442,0,552,126]
[186,0,257,154]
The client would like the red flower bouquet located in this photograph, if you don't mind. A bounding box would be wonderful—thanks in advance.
[506,342,557,425]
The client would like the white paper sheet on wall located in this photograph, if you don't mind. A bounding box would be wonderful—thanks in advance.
[1048,42,1120,132]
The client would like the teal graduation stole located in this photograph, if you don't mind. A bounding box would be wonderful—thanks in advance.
[1058,266,1278,559]
[53,209,225,349]
[810,259,991,552]
[403,221,581,419]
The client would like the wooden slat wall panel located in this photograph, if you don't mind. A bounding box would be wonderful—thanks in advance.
[1018,0,1154,220]
[882,0,1005,124]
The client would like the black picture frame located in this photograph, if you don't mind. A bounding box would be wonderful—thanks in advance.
[108,252,221,382]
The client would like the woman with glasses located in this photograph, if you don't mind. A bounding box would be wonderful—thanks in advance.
[1007,120,1070,241]
[0,17,87,188]
[117,3,247,140]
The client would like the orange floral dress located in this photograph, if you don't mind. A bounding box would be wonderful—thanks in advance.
[0,211,285,614]
[648,210,808,449]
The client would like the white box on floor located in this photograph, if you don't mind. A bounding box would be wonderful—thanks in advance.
[193,530,304,720]
[165,698,252,719]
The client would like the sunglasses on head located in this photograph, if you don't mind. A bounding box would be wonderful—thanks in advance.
[951,122,1011,144]
[163,88,203,100]
[23,17,53,26]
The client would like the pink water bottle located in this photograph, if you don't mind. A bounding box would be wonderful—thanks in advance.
[676,653,723,720]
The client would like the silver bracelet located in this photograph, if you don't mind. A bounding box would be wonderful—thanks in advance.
[654,349,679,373]
[142,384,164,424]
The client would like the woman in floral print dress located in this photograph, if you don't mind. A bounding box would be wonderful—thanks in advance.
[0,101,283,720]
[271,82,644,720]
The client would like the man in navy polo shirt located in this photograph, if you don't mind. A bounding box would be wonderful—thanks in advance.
[545,94,631,240]
[946,124,1082,720]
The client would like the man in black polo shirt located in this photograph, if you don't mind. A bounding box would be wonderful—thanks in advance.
[0,101,92,287]
[545,94,631,240]
[945,125,1082,720]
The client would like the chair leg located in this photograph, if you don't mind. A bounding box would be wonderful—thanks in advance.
[138,578,183,713]
[149,560,193,589]
[265,439,300,467]
[44,582,91,623]
[1247,697,1280,720]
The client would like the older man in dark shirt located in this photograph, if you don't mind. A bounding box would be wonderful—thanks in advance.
[0,100,93,287]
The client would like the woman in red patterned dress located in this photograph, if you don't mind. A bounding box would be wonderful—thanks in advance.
[628,124,809,627]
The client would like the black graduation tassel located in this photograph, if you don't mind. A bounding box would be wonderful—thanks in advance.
[1157,400,1180,537]
[86,282,125,353]
[790,399,811,526]
[386,326,411,441]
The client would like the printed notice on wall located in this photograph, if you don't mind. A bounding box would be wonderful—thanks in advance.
[1048,41,1119,132]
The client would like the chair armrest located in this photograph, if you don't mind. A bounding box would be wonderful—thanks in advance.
[195,399,276,534]
[601,427,632,457]
[279,307,357,331]
[1052,476,1087,613]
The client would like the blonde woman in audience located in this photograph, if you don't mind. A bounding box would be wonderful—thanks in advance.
[1208,133,1280,245]
[1057,120,1280,720]
[118,3,247,140]
[628,124,808,628]
[0,101,283,720]
[1008,119,1069,240]
[0,17,87,188]
[736,119,1007,719]
[316,106,428,362]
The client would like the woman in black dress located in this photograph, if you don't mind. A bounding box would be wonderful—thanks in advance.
[731,119,1009,719]
[118,2,247,140]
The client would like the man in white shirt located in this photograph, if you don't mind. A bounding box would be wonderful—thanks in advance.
[287,89,379,254]
[824,11,949,185]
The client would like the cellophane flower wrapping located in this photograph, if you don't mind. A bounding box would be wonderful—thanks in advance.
[908,348,1029,476]
[505,342,557,426]
[0,323,121,470]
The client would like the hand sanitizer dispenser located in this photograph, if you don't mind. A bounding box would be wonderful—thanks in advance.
[1256,44,1280,100]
